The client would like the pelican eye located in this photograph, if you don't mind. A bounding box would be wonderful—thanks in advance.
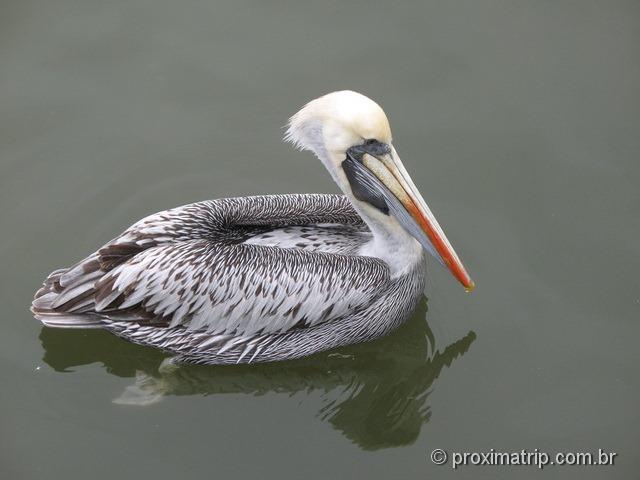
[346,139,391,161]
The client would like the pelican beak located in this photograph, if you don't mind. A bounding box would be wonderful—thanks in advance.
[344,144,474,291]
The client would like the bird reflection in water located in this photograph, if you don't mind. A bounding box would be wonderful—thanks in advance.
[39,297,475,450]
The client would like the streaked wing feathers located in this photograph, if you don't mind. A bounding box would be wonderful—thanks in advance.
[95,193,364,267]
[33,194,384,338]
[94,241,389,336]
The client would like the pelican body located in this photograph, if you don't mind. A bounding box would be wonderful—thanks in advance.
[32,91,473,365]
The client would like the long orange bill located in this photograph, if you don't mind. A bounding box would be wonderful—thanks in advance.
[362,149,475,291]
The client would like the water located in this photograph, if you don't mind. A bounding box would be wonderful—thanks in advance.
[1,1,638,478]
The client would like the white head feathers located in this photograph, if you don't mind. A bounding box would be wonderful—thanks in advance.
[285,90,392,158]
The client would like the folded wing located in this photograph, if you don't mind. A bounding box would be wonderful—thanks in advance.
[93,240,389,336]
[32,194,387,337]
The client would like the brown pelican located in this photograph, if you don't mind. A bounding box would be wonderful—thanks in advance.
[32,90,474,365]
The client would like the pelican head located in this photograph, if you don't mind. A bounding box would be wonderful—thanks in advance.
[286,90,474,291]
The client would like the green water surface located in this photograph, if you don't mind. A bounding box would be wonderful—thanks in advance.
[1,1,638,479]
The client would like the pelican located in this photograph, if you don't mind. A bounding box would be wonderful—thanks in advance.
[32,90,474,365]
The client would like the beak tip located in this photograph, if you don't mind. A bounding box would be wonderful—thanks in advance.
[464,280,476,293]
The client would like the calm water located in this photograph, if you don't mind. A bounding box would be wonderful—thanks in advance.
[1,1,639,478]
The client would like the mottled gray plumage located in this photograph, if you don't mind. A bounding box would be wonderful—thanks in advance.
[30,90,474,364]
[32,194,426,364]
